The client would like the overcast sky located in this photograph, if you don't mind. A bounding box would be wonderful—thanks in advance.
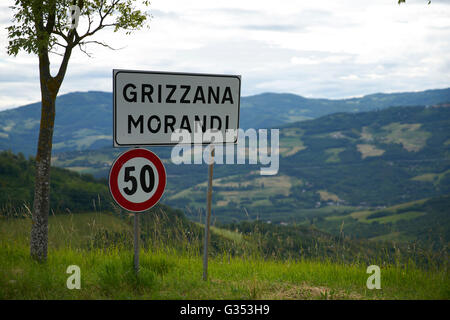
[0,0,449,111]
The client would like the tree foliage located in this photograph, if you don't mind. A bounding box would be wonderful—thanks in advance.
[7,0,151,57]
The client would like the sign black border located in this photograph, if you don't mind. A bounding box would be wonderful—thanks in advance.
[113,69,241,147]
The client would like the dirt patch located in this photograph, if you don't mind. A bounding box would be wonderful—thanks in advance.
[260,282,363,300]
[357,144,385,159]
[283,145,306,157]
[381,123,430,152]
[317,190,341,202]
[213,279,364,300]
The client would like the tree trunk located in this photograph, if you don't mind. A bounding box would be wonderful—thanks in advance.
[30,55,60,261]
[28,1,75,260]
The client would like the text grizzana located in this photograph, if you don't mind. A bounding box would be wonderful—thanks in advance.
[123,83,235,104]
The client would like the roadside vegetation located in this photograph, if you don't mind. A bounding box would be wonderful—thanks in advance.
[1,209,448,300]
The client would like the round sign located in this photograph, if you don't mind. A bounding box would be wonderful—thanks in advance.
[109,148,166,212]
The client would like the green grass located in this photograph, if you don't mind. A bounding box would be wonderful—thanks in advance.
[0,212,448,300]
[325,148,345,163]
[370,232,415,242]
[380,122,431,152]
[279,136,307,157]
[356,144,385,159]
[210,226,243,243]
[0,212,132,249]
[411,169,450,186]
[370,211,426,224]
[326,198,430,224]
[1,242,449,300]
[169,174,298,210]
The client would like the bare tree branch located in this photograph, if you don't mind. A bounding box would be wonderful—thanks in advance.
[76,0,120,44]
[53,27,69,43]
[80,40,123,51]
[78,42,92,57]
[54,42,67,48]
[86,9,92,35]
[49,49,64,57]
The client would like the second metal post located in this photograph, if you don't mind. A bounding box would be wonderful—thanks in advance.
[134,212,140,274]
[203,146,215,281]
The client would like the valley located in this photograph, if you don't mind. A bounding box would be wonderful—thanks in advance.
[1,89,449,248]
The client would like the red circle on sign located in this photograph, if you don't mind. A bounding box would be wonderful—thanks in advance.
[109,148,166,212]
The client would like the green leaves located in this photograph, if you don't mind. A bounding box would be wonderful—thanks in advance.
[6,0,151,57]
[114,3,148,33]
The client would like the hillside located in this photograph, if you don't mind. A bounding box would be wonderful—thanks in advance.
[0,151,448,300]
[1,89,449,248]
[47,104,450,247]
[1,149,447,261]
[316,195,450,247]
[0,91,112,156]
[0,151,111,214]
[240,88,450,128]
[164,105,450,224]
[1,88,449,156]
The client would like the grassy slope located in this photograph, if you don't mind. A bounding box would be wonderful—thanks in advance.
[158,105,450,226]
[318,195,450,245]
[327,198,430,224]
[0,151,112,215]
[0,212,448,300]
[0,212,131,249]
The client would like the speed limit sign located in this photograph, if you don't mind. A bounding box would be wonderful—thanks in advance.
[109,148,166,212]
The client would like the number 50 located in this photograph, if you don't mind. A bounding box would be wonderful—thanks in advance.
[123,165,155,195]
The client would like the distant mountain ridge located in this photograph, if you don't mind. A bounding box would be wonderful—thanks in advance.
[0,88,449,156]
[240,88,450,127]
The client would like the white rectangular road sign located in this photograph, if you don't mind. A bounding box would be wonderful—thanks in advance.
[113,70,241,146]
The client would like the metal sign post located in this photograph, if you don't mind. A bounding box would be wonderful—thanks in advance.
[134,213,140,274]
[109,148,166,275]
[203,146,215,281]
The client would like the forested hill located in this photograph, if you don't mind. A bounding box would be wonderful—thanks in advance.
[158,104,450,229]
[50,104,450,227]
[239,88,450,128]
[0,88,449,156]
[279,104,450,205]
[0,151,111,214]
[1,102,449,248]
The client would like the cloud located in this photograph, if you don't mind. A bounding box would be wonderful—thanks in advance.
[0,0,449,111]
[339,74,360,81]
[205,7,261,16]
[241,24,299,32]
[150,9,179,19]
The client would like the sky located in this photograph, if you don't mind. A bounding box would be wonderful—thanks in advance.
[0,0,449,111]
